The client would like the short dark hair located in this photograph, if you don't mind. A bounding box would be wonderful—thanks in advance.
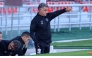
[0,31,2,34]
[21,31,30,37]
[38,3,48,10]
[12,40,21,50]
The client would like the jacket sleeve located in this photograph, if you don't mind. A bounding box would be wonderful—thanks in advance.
[22,47,27,55]
[0,40,8,56]
[0,42,3,56]
[17,49,27,56]
[30,19,39,44]
[17,46,27,56]
[48,8,67,21]
[0,52,2,56]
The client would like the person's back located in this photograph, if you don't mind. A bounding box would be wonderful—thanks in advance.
[10,31,31,56]
[0,40,10,56]
[10,36,25,48]
[0,40,21,56]
[10,36,26,56]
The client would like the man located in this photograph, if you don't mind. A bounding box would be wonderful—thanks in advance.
[10,31,31,56]
[0,40,21,56]
[30,3,72,54]
[0,32,2,41]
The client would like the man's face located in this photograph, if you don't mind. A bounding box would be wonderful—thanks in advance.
[8,42,15,51]
[0,34,2,41]
[39,6,48,16]
[22,36,31,43]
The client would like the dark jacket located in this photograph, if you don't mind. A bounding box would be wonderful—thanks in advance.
[30,9,66,45]
[0,40,14,56]
[10,36,27,56]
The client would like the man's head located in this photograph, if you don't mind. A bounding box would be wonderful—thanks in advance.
[8,40,21,51]
[0,32,2,41]
[21,31,31,43]
[38,3,48,16]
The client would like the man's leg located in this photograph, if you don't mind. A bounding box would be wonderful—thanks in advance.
[40,45,45,54]
[34,43,38,54]
[44,45,50,53]
[34,43,45,54]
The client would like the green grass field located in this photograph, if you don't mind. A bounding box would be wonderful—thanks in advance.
[51,40,92,49]
[51,27,92,41]
[52,40,92,46]
[34,50,92,56]
[32,39,92,56]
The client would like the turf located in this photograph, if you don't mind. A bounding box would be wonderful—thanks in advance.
[51,40,92,49]
[33,50,92,56]
[51,27,92,41]
[52,40,92,46]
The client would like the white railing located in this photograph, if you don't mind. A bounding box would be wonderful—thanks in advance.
[0,4,92,38]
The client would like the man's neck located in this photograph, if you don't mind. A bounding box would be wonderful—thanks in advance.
[38,12,44,16]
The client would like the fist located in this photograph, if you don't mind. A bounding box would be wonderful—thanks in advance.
[65,7,72,12]
[25,41,29,48]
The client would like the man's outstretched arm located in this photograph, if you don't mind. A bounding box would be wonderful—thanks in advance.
[48,7,72,20]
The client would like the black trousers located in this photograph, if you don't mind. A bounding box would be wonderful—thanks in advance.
[34,43,50,54]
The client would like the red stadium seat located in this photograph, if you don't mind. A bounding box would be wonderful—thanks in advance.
[14,7,17,13]
[83,6,88,12]
[48,7,53,12]
[81,2,88,12]
[58,2,61,4]
[3,8,6,14]
[56,7,59,11]
[67,2,70,4]
[90,1,92,4]
[2,7,18,14]
[8,7,12,14]
[32,7,36,13]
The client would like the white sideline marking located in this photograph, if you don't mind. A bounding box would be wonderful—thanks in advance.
[52,38,92,43]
